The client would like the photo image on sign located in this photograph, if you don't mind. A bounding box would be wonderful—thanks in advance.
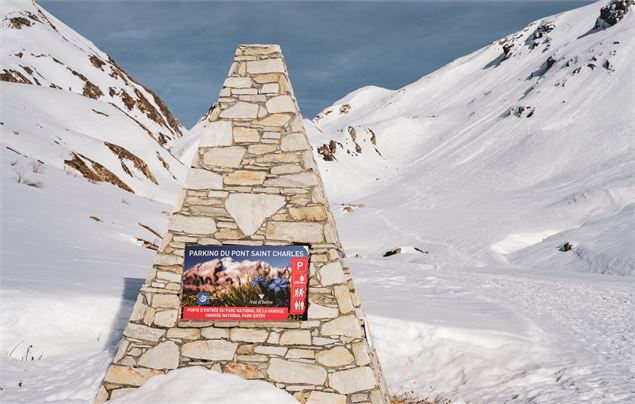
[181,245,309,321]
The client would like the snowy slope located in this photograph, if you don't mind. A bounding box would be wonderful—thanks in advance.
[1,1,634,403]
[1,0,187,199]
[305,1,634,402]
[0,2,300,403]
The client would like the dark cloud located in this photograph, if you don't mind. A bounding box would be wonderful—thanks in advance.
[41,0,590,127]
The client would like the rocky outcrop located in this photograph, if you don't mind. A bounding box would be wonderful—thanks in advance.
[595,0,634,29]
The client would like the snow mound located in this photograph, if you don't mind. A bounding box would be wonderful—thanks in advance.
[108,367,299,404]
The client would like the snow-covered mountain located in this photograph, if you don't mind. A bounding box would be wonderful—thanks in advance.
[1,0,187,199]
[302,2,634,402]
[1,0,633,403]
[1,2,189,400]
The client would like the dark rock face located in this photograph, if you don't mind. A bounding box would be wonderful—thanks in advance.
[595,0,633,29]
[317,140,338,161]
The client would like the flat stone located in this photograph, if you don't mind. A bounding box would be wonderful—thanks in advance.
[352,341,371,366]
[260,83,279,93]
[247,58,285,74]
[308,303,339,319]
[168,214,217,235]
[321,315,363,338]
[319,262,345,286]
[252,73,281,83]
[285,348,315,359]
[242,45,281,55]
[151,294,180,309]
[266,95,295,113]
[153,310,178,327]
[129,296,146,322]
[199,121,232,147]
[334,284,354,314]
[224,77,253,88]
[267,358,327,385]
[203,146,246,168]
[270,164,301,175]
[156,271,181,283]
[110,388,137,400]
[329,367,376,394]
[307,391,347,404]
[233,127,259,143]
[230,328,269,343]
[248,144,278,156]
[255,114,291,127]
[224,170,266,185]
[167,328,201,340]
[220,102,259,119]
[201,327,230,339]
[181,340,238,361]
[264,172,317,188]
[254,346,287,356]
[315,346,354,367]
[289,206,327,222]
[256,153,299,164]
[225,193,285,236]
[123,324,165,342]
[233,88,258,95]
[138,341,179,370]
[281,132,309,151]
[223,362,264,379]
[103,365,163,386]
[265,221,323,243]
[279,329,311,345]
[185,168,223,190]
[154,254,182,266]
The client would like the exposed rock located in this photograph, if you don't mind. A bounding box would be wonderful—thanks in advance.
[265,221,324,243]
[138,341,179,370]
[267,358,327,385]
[168,214,217,235]
[203,146,246,168]
[307,391,347,404]
[181,340,238,361]
[246,59,285,74]
[318,262,345,286]
[123,324,165,343]
[288,206,327,221]
[279,329,312,345]
[199,121,233,147]
[223,362,264,379]
[595,0,633,29]
[316,346,354,367]
[185,168,223,190]
[230,328,269,343]
[321,315,363,338]
[225,193,285,236]
[224,170,266,185]
[105,142,158,184]
[104,365,163,386]
[280,133,310,152]
[328,367,376,394]
[266,95,296,113]
[220,102,259,119]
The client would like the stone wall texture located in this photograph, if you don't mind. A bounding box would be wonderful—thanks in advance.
[96,44,390,404]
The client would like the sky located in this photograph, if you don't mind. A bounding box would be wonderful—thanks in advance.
[41,0,591,128]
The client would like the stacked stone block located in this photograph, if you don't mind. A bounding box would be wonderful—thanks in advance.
[96,44,389,404]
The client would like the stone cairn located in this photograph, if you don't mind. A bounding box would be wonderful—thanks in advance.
[97,44,390,404]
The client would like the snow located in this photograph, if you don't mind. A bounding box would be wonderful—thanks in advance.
[307,1,634,402]
[108,367,298,404]
[1,0,634,403]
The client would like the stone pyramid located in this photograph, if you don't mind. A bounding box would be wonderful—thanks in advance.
[97,44,389,404]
